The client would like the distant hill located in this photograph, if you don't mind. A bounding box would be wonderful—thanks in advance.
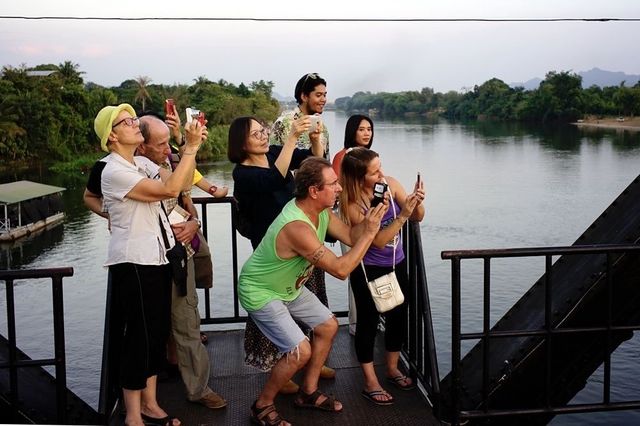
[510,68,640,90]
[272,91,295,103]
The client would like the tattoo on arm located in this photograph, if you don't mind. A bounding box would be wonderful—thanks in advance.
[310,246,326,265]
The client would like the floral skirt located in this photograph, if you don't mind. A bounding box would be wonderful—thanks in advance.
[244,267,327,371]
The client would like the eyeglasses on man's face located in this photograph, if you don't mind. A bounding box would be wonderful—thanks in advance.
[318,180,340,190]
[112,116,139,128]
[250,127,270,139]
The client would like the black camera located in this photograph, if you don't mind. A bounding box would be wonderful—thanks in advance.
[371,182,388,207]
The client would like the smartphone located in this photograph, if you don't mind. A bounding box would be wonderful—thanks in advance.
[164,99,175,117]
[371,182,388,207]
[309,115,321,133]
[417,172,421,184]
[186,107,205,125]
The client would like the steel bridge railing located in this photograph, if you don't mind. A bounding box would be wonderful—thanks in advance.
[0,267,74,425]
[441,244,640,425]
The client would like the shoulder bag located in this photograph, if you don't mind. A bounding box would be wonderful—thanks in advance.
[363,199,404,313]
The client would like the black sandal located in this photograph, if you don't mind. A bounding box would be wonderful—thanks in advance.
[294,389,343,412]
[141,413,180,426]
[250,400,287,426]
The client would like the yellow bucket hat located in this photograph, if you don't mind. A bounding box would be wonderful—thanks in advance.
[94,103,136,152]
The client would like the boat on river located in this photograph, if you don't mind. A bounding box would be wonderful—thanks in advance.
[0,180,65,242]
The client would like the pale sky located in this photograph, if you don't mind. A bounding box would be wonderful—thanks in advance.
[1,1,638,100]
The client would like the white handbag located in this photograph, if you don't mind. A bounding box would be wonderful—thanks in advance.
[363,198,404,313]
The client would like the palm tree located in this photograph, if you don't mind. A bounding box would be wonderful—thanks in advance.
[134,75,152,111]
[56,61,84,85]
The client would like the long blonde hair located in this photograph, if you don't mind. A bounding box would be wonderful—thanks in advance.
[338,147,379,225]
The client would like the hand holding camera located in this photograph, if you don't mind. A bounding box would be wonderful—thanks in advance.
[164,99,183,143]
[183,109,208,153]
[371,182,388,208]
[289,115,311,140]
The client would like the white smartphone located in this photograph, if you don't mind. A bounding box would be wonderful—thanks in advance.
[309,115,321,133]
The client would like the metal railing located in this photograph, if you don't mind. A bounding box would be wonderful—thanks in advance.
[441,244,640,425]
[403,221,441,412]
[0,267,74,424]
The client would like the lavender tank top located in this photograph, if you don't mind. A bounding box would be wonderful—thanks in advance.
[362,197,405,267]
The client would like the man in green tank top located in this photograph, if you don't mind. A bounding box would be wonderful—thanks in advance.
[239,157,387,424]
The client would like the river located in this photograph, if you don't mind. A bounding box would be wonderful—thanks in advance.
[1,111,639,425]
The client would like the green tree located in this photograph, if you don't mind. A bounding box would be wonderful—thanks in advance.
[134,75,152,111]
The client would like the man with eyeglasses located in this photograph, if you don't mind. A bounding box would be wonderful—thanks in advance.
[239,157,386,425]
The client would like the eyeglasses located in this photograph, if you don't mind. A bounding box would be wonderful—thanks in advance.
[318,180,340,190]
[112,116,139,128]
[250,127,270,139]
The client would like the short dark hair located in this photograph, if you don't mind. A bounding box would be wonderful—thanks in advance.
[293,157,332,200]
[344,114,374,149]
[227,116,259,164]
[294,73,327,104]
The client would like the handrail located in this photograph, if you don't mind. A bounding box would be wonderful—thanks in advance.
[403,221,441,411]
[442,243,640,425]
[0,267,74,425]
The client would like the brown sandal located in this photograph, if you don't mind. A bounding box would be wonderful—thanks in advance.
[250,400,287,426]
[294,389,342,412]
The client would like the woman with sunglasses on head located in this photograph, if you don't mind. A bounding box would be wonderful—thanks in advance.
[95,103,207,426]
[332,114,374,178]
[338,147,425,406]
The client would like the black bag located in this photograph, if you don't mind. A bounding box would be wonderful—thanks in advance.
[166,242,188,295]
[159,209,188,296]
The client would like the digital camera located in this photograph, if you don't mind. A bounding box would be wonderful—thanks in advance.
[371,182,388,207]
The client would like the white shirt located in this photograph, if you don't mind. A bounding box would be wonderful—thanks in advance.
[101,152,175,266]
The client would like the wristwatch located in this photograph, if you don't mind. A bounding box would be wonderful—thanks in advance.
[207,185,218,197]
[192,218,202,228]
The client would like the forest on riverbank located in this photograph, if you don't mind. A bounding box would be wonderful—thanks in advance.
[0,62,279,165]
[2,63,639,167]
[336,71,640,123]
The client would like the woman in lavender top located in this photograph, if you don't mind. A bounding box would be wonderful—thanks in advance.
[338,148,425,406]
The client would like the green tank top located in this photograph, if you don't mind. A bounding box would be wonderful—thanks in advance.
[238,199,329,312]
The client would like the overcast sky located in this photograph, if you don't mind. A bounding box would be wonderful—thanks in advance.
[1,1,638,100]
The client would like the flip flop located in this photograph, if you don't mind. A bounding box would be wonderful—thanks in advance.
[361,389,395,406]
[387,374,416,390]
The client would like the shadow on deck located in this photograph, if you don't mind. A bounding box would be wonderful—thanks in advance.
[131,325,439,426]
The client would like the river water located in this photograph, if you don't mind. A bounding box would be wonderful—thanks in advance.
[1,112,639,424]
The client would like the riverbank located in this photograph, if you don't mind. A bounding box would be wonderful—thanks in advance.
[572,116,640,132]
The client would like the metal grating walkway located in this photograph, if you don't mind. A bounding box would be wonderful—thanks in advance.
[121,325,440,425]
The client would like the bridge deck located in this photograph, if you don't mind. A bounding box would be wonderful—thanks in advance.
[120,325,440,426]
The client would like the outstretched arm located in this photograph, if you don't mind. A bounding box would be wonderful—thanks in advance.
[277,204,386,280]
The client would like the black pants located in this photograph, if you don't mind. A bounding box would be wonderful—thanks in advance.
[109,263,172,390]
[350,258,409,364]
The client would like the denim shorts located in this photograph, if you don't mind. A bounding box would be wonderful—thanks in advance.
[249,286,333,353]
